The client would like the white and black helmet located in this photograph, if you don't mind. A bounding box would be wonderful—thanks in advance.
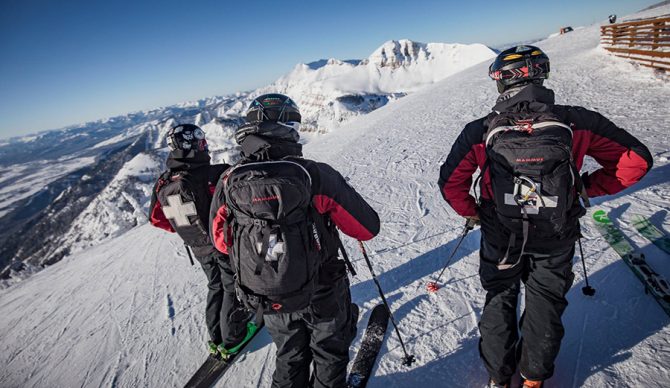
[166,124,208,153]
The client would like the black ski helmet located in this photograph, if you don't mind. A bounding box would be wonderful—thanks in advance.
[245,93,301,123]
[489,45,550,93]
[235,93,302,145]
[166,124,208,154]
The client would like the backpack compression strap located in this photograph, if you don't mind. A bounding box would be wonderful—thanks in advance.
[485,121,573,146]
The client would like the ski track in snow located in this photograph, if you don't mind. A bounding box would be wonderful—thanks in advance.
[1,5,670,388]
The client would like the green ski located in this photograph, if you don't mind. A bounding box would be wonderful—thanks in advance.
[631,215,670,255]
[592,210,670,317]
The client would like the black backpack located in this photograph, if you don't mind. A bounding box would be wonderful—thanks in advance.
[156,170,215,257]
[481,112,588,259]
[222,159,322,314]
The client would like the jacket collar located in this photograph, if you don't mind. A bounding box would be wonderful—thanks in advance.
[239,134,303,162]
[166,150,211,171]
[492,84,555,113]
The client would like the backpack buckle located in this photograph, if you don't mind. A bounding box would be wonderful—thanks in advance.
[514,119,534,133]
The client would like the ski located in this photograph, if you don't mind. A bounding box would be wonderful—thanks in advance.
[184,322,264,388]
[347,304,390,388]
[631,215,670,255]
[592,210,670,316]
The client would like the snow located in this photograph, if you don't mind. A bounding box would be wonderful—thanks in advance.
[0,156,96,218]
[1,4,670,388]
[50,151,165,259]
[258,39,496,133]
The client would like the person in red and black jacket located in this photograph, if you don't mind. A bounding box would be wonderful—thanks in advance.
[438,46,652,388]
[210,94,380,388]
[149,124,250,357]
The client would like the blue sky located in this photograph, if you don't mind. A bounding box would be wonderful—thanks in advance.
[0,0,658,139]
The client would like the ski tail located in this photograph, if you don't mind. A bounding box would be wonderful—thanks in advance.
[347,304,390,388]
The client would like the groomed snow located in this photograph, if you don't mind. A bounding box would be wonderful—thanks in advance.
[1,5,669,388]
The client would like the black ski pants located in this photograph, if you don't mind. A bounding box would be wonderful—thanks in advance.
[197,251,248,347]
[478,236,575,383]
[265,276,358,388]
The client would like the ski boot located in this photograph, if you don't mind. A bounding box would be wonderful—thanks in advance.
[216,321,259,361]
[519,379,543,388]
[207,340,220,358]
[486,379,509,388]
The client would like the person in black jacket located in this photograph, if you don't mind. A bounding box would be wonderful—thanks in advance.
[438,46,652,388]
[149,124,250,357]
[210,94,381,388]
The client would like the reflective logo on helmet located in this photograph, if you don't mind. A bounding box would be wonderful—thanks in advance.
[261,97,284,107]
[503,53,523,61]
[516,45,531,52]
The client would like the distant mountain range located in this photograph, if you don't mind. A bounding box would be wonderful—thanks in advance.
[0,39,496,287]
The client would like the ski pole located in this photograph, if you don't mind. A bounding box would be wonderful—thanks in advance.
[577,237,595,296]
[426,218,477,292]
[358,240,415,366]
[184,243,195,266]
[336,233,357,276]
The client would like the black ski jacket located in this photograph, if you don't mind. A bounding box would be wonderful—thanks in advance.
[438,85,652,251]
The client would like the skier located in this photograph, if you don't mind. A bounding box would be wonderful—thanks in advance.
[210,93,380,388]
[149,124,252,359]
[437,46,652,388]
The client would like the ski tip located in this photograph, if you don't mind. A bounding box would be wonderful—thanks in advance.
[426,282,440,293]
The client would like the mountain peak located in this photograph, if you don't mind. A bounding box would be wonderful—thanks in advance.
[367,39,428,68]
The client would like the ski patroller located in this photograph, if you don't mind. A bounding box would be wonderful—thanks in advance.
[591,209,670,317]
[183,322,264,388]
[631,214,670,255]
[347,304,390,388]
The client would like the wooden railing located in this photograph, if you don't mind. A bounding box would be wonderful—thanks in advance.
[600,15,670,71]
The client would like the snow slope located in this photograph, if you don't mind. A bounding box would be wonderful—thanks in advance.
[1,5,669,388]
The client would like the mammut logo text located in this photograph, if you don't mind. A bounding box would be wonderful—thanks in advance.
[252,195,279,203]
[516,157,544,163]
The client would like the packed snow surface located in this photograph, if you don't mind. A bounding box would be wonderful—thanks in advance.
[1,6,669,388]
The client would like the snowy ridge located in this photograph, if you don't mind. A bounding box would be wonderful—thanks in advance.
[258,40,496,132]
[1,4,670,387]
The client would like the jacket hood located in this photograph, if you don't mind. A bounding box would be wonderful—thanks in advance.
[492,83,555,114]
[239,134,303,162]
[166,149,211,171]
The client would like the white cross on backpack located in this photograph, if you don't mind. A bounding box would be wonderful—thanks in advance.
[162,194,197,227]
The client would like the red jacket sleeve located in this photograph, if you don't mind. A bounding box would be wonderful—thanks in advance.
[438,118,488,217]
[210,204,229,254]
[149,176,175,233]
[209,168,233,254]
[309,162,380,241]
[574,110,652,197]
